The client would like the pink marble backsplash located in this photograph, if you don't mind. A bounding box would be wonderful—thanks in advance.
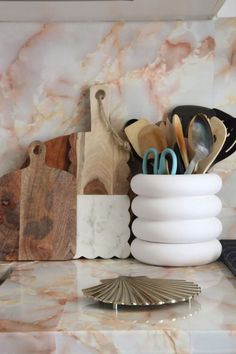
[0,21,214,175]
[0,19,235,238]
[212,19,236,239]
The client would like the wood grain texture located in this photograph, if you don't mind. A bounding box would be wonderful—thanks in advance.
[76,84,130,195]
[19,141,76,260]
[197,117,227,173]
[124,119,149,157]
[172,114,189,169]
[0,134,77,261]
[0,172,21,260]
[21,134,77,177]
[138,124,167,158]
[68,133,77,177]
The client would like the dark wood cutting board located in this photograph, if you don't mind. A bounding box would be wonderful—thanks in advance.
[21,133,77,176]
[0,140,76,261]
[0,173,21,260]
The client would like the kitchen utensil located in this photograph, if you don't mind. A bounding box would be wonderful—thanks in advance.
[0,173,20,260]
[166,118,176,147]
[0,134,76,261]
[171,105,215,136]
[21,134,76,175]
[213,108,236,164]
[82,275,201,309]
[138,124,167,158]
[142,147,177,175]
[76,84,130,195]
[197,117,227,173]
[173,143,185,174]
[172,114,189,169]
[19,141,77,260]
[156,119,176,148]
[185,114,214,174]
[171,105,236,164]
[0,140,77,261]
[124,118,149,157]
[75,84,130,260]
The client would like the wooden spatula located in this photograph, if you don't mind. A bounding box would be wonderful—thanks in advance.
[124,119,149,157]
[197,117,227,173]
[138,124,167,158]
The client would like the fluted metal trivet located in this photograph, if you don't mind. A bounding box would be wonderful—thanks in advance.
[82,276,201,310]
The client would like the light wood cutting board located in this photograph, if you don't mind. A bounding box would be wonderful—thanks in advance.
[0,140,76,261]
[76,84,130,195]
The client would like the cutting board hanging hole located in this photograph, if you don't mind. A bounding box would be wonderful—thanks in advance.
[95,89,106,100]
[28,141,46,164]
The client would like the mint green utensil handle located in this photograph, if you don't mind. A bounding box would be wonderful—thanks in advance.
[142,148,159,174]
[142,147,177,175]
[158,148,177,175]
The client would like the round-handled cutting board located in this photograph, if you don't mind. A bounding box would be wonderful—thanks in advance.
[0,140,76,261]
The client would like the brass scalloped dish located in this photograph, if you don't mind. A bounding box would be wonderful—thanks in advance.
[82,276,201,310]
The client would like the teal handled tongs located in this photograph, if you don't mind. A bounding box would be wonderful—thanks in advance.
[142,147,177,175]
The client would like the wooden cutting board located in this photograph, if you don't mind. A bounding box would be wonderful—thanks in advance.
[0,140,76,261]
[76,84,130,195]
[75,85,131,259]
[0,173,21,260]
[21,133,77,176]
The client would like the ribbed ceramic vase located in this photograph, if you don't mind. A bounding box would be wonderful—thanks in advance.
[130,173,222,266]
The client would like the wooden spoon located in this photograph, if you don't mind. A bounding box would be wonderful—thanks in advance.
[138,124,167,158]
[197,117,227,173]
[172,114,189,169]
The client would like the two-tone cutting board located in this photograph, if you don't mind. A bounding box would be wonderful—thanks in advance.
[75,84,131,259]
[0,140,76,260]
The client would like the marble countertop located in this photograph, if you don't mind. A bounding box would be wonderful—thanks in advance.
[0,259,235,354]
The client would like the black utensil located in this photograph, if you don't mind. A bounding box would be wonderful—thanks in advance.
[173,143,185,174]
[213,108,236,163]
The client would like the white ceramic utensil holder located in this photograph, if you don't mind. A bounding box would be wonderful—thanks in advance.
[130,174,223,266]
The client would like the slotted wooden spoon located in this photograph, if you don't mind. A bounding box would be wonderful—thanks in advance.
[197,117,227,173]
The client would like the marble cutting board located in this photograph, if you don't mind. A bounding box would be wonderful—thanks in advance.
[75,195,130,259]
